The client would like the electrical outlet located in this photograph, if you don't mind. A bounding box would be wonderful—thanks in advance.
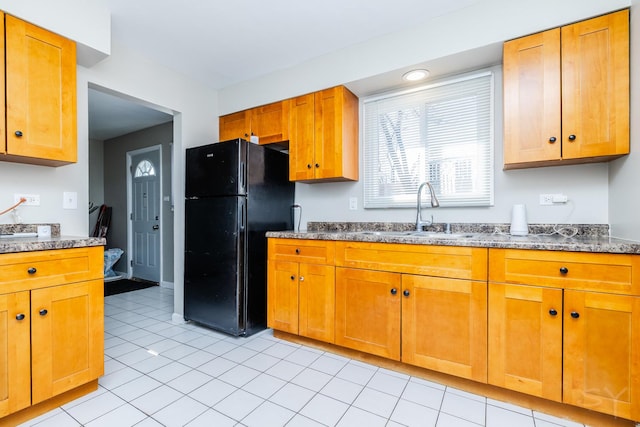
[14,194,40,206]
[349,197,358,210]
[540,193,568,205]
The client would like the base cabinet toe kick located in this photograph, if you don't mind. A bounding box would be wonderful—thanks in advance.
[268,238,640,425]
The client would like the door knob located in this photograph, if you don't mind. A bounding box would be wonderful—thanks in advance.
[152,225,159,230]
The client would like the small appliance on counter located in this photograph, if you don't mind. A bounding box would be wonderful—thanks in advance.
[510,203,529,236]
[184,138,294,336]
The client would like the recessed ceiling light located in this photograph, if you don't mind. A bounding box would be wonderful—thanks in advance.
[402,69,430,82]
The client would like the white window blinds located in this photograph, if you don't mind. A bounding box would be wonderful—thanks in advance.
[363,70,494,208]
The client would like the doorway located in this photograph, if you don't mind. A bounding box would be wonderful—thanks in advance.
[88,85,175,287]
[128,146,162,283]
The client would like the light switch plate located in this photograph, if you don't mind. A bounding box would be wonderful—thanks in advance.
[63,192,78,209]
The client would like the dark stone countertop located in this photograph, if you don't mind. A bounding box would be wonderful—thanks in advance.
[0,235,106,254]
[266,222,640,255]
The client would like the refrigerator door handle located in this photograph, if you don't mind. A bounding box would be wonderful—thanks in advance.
[240,162,246,193]
[240,199,246,231]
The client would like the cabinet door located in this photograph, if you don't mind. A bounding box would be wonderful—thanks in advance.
[219,110,251,141]
[503,28,561,166]
[0,291,30,417]
[561,10,629,160]
[488,283,562,401]
[402,275,487,382]
[299,264,335,343]
[288,93,315,181]
[335,268,401,360]
[31,280,104,404]
[267,260,299,334]
[250,101,290,144]
[314,86,358,181]
[563,290,640,420]
[5,15,77,165]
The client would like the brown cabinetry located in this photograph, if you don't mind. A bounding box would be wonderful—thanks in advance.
[489,248,640,420]
[334,242,488,381]
[0,247,103,421]
[219,100,290,145]
[289,86,358,182]
[267,239,335,343]
[2,13,77,166]
[503,10,629,169]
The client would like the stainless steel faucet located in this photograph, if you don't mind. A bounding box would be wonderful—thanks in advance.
[416,181,440,231]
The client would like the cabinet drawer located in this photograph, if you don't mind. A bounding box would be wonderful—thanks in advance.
[335,241,487,281]
[489,249,640,295]
[268,238,335,265]
[0,247,103,293]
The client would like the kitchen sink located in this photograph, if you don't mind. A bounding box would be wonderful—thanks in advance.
[356,231,414,236]
[355,231,476,239]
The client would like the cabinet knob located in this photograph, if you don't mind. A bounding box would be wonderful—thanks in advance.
[27,267,37,275]
[403,289,410,297]
[299,276,305,282]
[295,248,300,254]
[315,163,320,168]
[390,288,398,295]
[15,130,23,137]
[570,311,580,319]
[307,164,312,169]
[549,308,558,316]
[16,313,25,321]
[39,309,48,316]
[549,136,557,143]
[290,275,295,281]
[568,134,576,141]
[244,133,249,138]
[559,267,568,274]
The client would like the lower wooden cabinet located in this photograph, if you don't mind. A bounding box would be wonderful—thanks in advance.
[267,260,335,342]
[0,291,31,418]
[30,280,104,404]
[403,274,487,382]
[488,283,563,401]
[563,290,640,420]
[335,268,401,360]
[335,267,487,381]
[0,247,104,421]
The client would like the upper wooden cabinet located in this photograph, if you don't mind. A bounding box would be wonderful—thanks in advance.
[289,86,359,182]
[2,14,77,166]
[503,9,629,169]
[219,100,290,145]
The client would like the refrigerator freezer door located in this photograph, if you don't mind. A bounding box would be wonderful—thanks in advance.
[184,197,246,335]
[185,139,247,198]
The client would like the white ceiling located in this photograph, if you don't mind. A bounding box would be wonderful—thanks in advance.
[89,0,482,140]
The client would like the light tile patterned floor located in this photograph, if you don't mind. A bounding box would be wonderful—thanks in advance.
[18,287,587,427]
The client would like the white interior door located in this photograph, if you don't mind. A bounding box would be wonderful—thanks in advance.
[130,148,161,282]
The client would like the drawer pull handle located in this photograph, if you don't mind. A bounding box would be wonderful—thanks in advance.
[559,267,568,274]
[403,289,410,297]
[27,267,37,275]
[39,309,48,316]
[295,248,300,254]
[549,309,558,316]
[16,313,25,321]
[390,288,397,295]
[570,311,580,319]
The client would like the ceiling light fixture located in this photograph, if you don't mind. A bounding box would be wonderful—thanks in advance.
[402,69,430,82]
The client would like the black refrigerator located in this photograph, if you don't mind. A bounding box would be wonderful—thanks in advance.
[184,139,294,336]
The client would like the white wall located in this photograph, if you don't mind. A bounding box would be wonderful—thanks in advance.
[88,138,104,235]
[609,0,640,240]
[219,0,624,230]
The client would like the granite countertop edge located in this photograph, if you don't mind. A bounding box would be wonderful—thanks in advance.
[265,230,640,255]
[0,236,107,254]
